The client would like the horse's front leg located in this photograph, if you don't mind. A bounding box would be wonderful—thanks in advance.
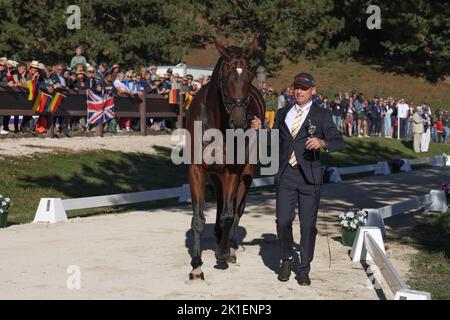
[215,171,240,266]
[188,164,206,280]
[229,164,254,264]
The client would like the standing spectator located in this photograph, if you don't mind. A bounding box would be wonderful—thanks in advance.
[354,93,364,137]
[70,47,87,69]
[370,97,382,136]
[362,98,370,137]
[111,64,120,81]
[344,98,354,137]
[397,98,409,139]
[443,110,450,144]
[149,65,158,81]
[388,97,398,138]
[412,106,424,152]
[96,48,110,66]
[277,88,286,109]
[113,73,130,94]
[50,64,67,88]
[434,115,444,143]
[420,107,432,152]
[285,87,295,107]
[383,99,393,138]
[331,94,343,131]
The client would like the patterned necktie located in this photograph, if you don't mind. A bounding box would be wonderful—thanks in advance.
[288,107,304,167]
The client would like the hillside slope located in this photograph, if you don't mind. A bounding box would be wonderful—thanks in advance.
[183,44,450,107]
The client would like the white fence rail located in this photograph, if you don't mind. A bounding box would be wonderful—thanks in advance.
[365,189,447,236]
[350,227,431,300]
[33,154,448,223]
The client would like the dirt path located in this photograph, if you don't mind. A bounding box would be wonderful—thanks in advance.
[0,168,447,299]
[0,134,178,157]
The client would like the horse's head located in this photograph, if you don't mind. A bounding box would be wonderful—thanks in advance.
[215,39,258,129]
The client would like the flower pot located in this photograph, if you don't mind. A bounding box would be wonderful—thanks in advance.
[0,212,8,228]
[341,228,357,246]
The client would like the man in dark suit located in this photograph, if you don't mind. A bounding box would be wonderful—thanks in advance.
[252,72,345,286]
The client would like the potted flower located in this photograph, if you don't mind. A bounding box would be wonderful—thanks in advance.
[441,183,450,202]
[338,208,367,246]
[322,167,335,184]
[0,195,11,228]
[388,159,404,173]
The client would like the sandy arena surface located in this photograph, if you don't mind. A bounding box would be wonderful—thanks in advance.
[0,166,447,300]
[0,134,179,157]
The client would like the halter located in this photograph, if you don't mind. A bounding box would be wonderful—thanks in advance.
[218,59,252,114]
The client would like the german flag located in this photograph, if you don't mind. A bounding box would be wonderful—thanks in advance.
[27,80,37,101]
[49,92,66,112]
[36,93,52,113]
[184,93,193,110]
[168,89,180,104]
[32,91,43,112]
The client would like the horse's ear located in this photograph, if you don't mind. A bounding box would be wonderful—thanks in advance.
[243,38,258,58]
[215,39,228,58]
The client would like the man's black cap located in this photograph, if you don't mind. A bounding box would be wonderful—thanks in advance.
[293,72,316,88]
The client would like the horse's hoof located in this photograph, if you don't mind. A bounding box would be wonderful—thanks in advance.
[189,268,205,280]
[214,261,229,270]
[228,248,237,264]
[227,255,237,264]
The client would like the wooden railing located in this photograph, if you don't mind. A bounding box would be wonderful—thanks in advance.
[0,87,185,137]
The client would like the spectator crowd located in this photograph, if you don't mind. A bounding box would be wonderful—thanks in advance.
[0,46,448,154]
[266,84,449,153]
[0,46,211,135]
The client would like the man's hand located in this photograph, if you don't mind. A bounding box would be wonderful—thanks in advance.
[250,116,262,129]
[305,137,326,150]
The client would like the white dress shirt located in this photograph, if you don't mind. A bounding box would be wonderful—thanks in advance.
[285,100,313,133]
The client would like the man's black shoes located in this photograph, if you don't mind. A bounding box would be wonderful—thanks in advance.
[277,259,292,282]
[296,274,311,286]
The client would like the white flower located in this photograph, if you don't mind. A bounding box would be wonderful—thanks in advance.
[339,213,345,219]
[358,216,365,222]
[350,222,357,229]
[346,212,355,219]
[5,198,10,203]
[0,209,3,214]
[1,202,6,206]
[342,220,349,228]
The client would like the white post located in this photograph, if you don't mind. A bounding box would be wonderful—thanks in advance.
[394,289,431,300]
[350,227,385,262]
[33,198,68,223]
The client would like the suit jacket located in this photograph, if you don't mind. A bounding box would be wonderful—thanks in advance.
[274,102,345,185]
[412,112,424,134]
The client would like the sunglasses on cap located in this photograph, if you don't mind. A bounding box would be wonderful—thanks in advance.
[293,84,312,91]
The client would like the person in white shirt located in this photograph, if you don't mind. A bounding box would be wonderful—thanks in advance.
[397,98,409,139]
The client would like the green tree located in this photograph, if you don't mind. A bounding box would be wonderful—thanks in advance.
[333,0,450,81]
[0,0,204,67]
[192,0,359,74]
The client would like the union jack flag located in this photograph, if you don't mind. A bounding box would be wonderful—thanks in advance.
[87,89,105,125]
[86,89,116,125]
[103,91,116,122]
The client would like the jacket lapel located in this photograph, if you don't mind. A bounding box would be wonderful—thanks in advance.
[295,102,318,141]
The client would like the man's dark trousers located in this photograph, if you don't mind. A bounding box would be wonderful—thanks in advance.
[276,165,320,277]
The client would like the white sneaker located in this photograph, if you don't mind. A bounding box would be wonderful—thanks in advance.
[0,129,9,135]
[126,127,131,132]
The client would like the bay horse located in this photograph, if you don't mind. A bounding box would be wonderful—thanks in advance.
[186,40,266,280]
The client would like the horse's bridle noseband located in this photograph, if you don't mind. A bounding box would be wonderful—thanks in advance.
[219,60,253,114]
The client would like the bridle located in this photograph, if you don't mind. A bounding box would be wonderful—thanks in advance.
[218,59,253,114]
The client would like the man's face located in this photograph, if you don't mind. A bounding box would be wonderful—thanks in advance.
[56,65,63,74]
[294,85,313,106]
